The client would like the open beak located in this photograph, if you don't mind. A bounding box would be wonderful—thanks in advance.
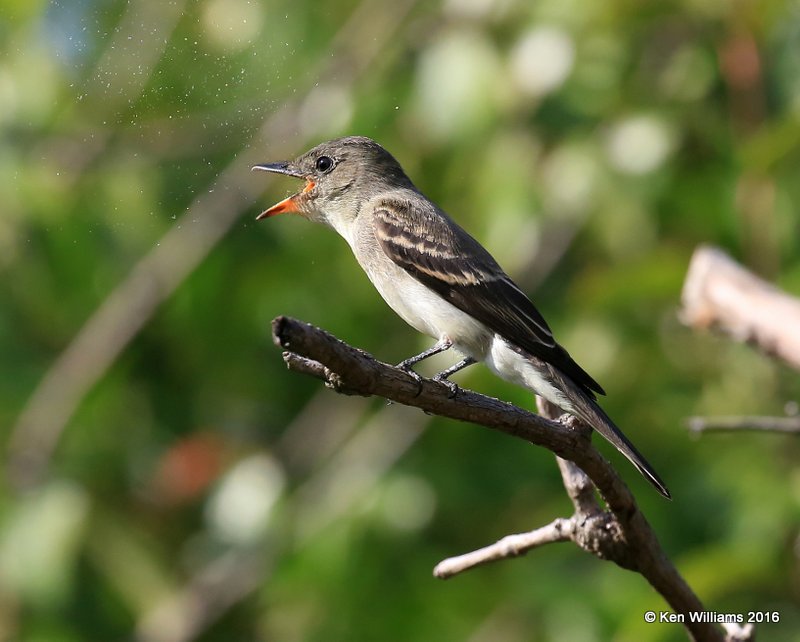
[252,162,314,219]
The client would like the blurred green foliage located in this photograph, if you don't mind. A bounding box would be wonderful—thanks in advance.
[2,0,800,640]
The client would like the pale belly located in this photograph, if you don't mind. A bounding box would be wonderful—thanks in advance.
[366,260,493,360]
[485,338,574,412]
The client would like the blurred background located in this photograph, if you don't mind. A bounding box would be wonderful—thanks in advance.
[2,0,800,640]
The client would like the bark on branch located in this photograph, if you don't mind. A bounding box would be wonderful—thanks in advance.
[272,315,749,642]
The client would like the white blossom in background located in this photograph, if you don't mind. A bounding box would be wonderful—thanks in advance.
[205,454,285,546]
[414,29,505,141]
[380,475,437,532]
[201,0,263,52]
[542,143,599,218]
[0,481,89,604]
[510,26,575,98]
[605,115,676,175]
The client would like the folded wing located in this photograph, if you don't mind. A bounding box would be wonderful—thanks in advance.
[372,197,605,398]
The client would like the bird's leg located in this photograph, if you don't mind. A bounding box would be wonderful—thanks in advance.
[396,338,453,395]
[432,357,476,398]
[433,356,476,380]
[397,338,453,373]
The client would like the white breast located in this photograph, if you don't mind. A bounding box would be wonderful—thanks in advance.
[339,215,492,359]
[365,251,492,359]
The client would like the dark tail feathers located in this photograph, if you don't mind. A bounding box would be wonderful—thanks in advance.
[546,363,671,499]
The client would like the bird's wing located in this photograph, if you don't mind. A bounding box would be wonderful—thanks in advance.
[373,197,604,397]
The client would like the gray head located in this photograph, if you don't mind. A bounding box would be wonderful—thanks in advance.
[253,136,414,225]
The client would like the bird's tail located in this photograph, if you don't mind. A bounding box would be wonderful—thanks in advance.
[545,363,671,500]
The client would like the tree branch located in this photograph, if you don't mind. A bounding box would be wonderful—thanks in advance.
[681,245,800,444]
[433,519,572,578]
[686,415,800,434]
[680,245,800,370]
[272,316,751,642]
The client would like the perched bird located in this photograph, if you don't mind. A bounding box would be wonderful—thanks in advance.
[253,136,670,499]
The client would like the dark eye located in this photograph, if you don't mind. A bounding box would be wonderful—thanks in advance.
[315,155,334,173]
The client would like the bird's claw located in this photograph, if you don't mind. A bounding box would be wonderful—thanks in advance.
[397,363,424,397]
[433,374,460,399]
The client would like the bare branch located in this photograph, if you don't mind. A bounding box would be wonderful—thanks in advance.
[686,415,800,434]
[433,404,625,580]
[680,245,800,370]
[556,456,602,516]
[282,353,366,397]
[434,519,573,578]
[536,397,604,519]
[272,315,746,642]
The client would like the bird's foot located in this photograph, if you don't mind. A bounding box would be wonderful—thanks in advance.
[429,356,475,399]
[432,373,460,399]
[396,362,424,397]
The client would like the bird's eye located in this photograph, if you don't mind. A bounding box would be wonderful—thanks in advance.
[315,156,334,173]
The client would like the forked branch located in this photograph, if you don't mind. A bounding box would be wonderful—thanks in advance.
[272,315,750,642]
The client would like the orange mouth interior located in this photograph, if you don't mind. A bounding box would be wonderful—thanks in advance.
[257,180,316,219]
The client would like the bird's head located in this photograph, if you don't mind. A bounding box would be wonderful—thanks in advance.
[253,136,413,228]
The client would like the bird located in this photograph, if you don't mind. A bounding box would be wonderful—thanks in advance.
[253,135,670,499]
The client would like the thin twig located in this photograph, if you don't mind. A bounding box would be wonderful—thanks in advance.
[283,353,365,396]
[434,519,573,578]
[686,415,800,434]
